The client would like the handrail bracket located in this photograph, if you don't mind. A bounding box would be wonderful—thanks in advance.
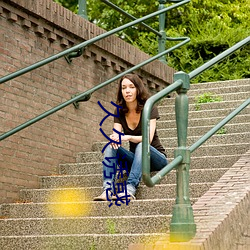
[65,48,84,64]
[71,92,91,109]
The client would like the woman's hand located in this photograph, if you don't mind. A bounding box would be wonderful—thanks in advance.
[110,133,120,149]
[109,134,132,149]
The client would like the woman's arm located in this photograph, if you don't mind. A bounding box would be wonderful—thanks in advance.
[109,123,123,149]
[122,119,156,144]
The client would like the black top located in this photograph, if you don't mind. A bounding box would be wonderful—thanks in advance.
[114,105,166,157]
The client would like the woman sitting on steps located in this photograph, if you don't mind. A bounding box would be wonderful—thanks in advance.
[93,73,168,201]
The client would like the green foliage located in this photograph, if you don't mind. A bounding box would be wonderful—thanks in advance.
[166,0,250,83]
[194,92,223,110]
[106,219,116,234]
[53,0,250,83]
[89,243,97,250]
[53,0,78,12]
[216,127,227,135]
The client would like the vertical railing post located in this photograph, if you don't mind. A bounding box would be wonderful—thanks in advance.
[170,71,196,241]
[158,0,167,64]
[78,0,88,20]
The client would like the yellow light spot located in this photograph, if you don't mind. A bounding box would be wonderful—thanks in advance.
[46,189,90,217]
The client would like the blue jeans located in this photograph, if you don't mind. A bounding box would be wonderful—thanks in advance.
[102,142,168,195]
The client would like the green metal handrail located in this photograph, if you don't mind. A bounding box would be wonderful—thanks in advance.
[0,37,190,141]
[142,35,250,186]
[141,35,250,241]
[98,0,190,64]
[100,0,161,37]
[189,99,250,153]
[0,0,189,85]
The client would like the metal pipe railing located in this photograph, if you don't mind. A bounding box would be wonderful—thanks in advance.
[141,36,250,241]
[0,0,190,85]
[142,79,184,187]
[101,0,161,37]
[0,37,190,141]
[142,36,250,187]
[189,98,250,153]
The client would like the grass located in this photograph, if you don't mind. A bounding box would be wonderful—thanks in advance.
[106,219,117,234]
[195,92,223,110]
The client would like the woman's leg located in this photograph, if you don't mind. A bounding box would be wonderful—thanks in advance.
[126,143,168,196]
[94,146,130,201]
[126,142,143,195]
[150,147,168,171]
[102,146,118,191]
[102,146,133,190]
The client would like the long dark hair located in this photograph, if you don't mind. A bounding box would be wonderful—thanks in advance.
[116,74,149,114]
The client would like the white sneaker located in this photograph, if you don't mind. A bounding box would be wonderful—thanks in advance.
[115,190,136,200]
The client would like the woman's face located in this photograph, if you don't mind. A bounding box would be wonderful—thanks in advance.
[121,78,137,104]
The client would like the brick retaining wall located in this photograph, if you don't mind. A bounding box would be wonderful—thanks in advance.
[0,0,175,204]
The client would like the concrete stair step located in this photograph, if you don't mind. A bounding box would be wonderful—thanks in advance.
[157,114,249,129]
[158,99,248,112]
[181,83,250,97]
[39,168,228,189]
[160,106,250,120]
[19,183,213,203]
[0,215,171,236]
[158,123,250,138]
[0,233,165,250]
[92,132,250,152]
[189,92,249,103]
[77,141,249,163]
[0,199,183,218]
[188,79,249,90]
[163,91,250,106]
[161,132,250,148]
[166,143,249,158]
[189,82,250,93]
[59,154,241,176]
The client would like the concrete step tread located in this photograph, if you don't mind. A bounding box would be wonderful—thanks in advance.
[0,214,171,236]
[188,83,250,92]
[157,114,250,123]
[0,233,166,250]
[0,214,171,221]
[42,168,229,179]
[159,97,248,105]
[158,122,250,131]
[161,131,250,139]
[182,87,250,96]
[0,198,197,218]
[158,99,249,110]
[167,91,250,101]
[78,142,250,156]
[39,168,228,189]
[21,182,215,191]
[159,106,250,116]
[189,79,249,89]
[60,154,243,167]
[19,182,213,202]
[0,232,165,236]
[166,142,250,149]
[93,133,250,151]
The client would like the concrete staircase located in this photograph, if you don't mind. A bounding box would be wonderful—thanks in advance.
[0,79,249,250]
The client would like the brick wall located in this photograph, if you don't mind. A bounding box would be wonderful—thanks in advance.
[0,0,175,204]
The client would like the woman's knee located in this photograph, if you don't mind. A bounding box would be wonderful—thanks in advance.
[103,146,117,158]
[135,142,142,151]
